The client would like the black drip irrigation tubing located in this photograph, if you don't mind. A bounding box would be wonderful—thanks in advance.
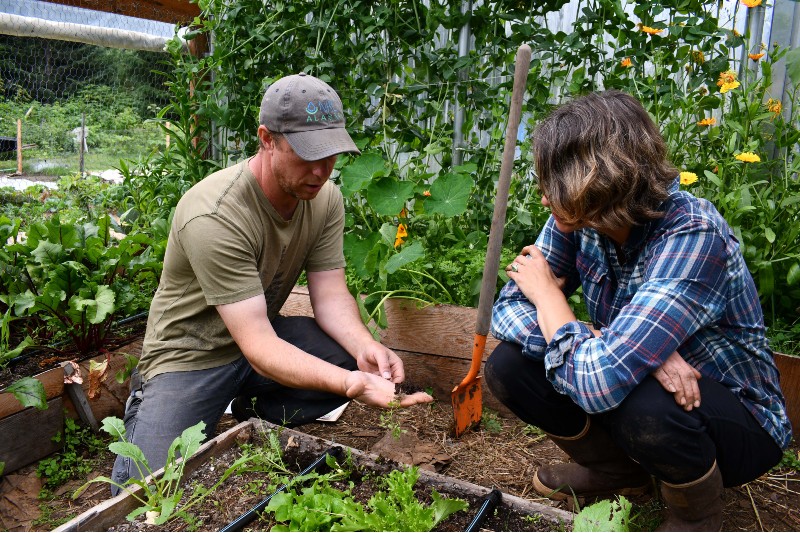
[220,445,344,532]
[6,311,149,367]
[465,488,503,532]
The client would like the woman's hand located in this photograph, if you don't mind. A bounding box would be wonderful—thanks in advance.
[505,244,566,306]
[506,245,574,342]
[652,352,702,411]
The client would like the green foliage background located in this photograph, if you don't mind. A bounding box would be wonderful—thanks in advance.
[165,0,799,336]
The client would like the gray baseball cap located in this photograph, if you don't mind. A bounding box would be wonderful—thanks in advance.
[259,73,361,161]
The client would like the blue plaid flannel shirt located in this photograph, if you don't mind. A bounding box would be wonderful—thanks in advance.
[491,185,792,450]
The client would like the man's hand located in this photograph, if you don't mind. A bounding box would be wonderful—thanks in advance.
[356,341,406,383]
[652,352,702,411]
[344,370,433,407]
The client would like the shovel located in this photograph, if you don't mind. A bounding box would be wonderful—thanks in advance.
[451,43,532,437]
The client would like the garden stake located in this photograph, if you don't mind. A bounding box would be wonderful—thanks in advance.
[220,445,343,532]
[451,43,532,437]
[465,488,503,532]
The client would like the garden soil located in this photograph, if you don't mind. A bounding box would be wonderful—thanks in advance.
[2,397,798,531]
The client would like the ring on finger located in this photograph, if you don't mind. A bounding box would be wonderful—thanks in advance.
[510,263,519,273]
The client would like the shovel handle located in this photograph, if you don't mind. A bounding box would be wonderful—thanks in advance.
[475,43,532,336]
[458,334,488,387]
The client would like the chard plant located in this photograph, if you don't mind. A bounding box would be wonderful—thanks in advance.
[3,214,161,353]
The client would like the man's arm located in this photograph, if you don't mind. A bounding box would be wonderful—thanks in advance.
[306,268,406,383]
[216,293,430,408]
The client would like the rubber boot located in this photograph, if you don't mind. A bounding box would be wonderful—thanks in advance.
[533,419,652,503]
[656,461,723,532]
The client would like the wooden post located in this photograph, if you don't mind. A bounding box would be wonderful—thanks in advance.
[166,121,171,148]
[62,362,99,432]
[16,118,22,174]
[79,113,86,177]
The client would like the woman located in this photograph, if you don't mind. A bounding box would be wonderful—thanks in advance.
[486,90,791,531]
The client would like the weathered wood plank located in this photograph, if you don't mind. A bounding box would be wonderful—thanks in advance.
[380,299,499,360]
[280,287,498,362]
[0,397,64,473]
[0,366,64,419]
[775,352,800,433]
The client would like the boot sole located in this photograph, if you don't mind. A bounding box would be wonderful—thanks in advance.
[532,469,652,502]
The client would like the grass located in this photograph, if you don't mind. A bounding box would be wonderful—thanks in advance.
[0,151,132,177]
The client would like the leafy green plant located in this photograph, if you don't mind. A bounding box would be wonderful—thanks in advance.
[481,407,503,434]
[265,464,468,532]
[4,214,160,353]
[573,496,633,532]
[37,417,108,490]
[74,417,276,525]
[774,449,800,472]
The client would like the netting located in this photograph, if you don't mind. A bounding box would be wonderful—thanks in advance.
[0,0,191,177]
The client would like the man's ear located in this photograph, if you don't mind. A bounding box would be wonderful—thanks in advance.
[257,125,272,151]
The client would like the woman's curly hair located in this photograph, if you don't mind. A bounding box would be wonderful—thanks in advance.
[532,90,678,231]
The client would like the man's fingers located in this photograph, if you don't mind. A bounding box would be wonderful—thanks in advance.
[397,391,434,407]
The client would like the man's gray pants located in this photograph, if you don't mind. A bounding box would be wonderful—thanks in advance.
[110,316,356,494]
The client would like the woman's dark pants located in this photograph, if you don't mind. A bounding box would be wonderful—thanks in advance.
[484,341,782,487]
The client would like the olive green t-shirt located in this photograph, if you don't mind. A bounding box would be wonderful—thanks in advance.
[138,159,345,380]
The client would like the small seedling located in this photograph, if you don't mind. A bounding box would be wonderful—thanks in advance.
[379,399,406,439]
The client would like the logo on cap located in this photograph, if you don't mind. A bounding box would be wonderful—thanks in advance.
[305,100,343,124]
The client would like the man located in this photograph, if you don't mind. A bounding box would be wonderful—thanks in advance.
[112,73,432,489]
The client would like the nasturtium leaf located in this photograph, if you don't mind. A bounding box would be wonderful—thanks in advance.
[385,241,425,274]
[424,173,474,217]
[379,222,397,247]
[339,153,387,197]
[6,377,47,410]
[344,232,381,279]
[366,178,414,216]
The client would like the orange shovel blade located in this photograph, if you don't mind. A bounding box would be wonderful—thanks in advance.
[451,376,482,437]
[451,334,487,437]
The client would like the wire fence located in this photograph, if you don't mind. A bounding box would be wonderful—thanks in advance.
[0,0,187,177]
[0,0,793,179]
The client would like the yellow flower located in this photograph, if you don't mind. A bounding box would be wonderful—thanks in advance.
[716,71,736,86]
[749,52,765,61]
[692,50,705,64]
[620,57,632,68]
[680,172,698,186]
[767,98,782,116]
[697,117,716,126]
[742,0,761,7]
[733,29,741,37]
[735,152,761,163]
[719,81,740,93]
[641,25,664,35]
[423,190,431,197]
[394,224,408,248]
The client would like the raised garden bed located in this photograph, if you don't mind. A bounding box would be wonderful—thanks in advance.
[0,336,141,474]
[55,418,574,532]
